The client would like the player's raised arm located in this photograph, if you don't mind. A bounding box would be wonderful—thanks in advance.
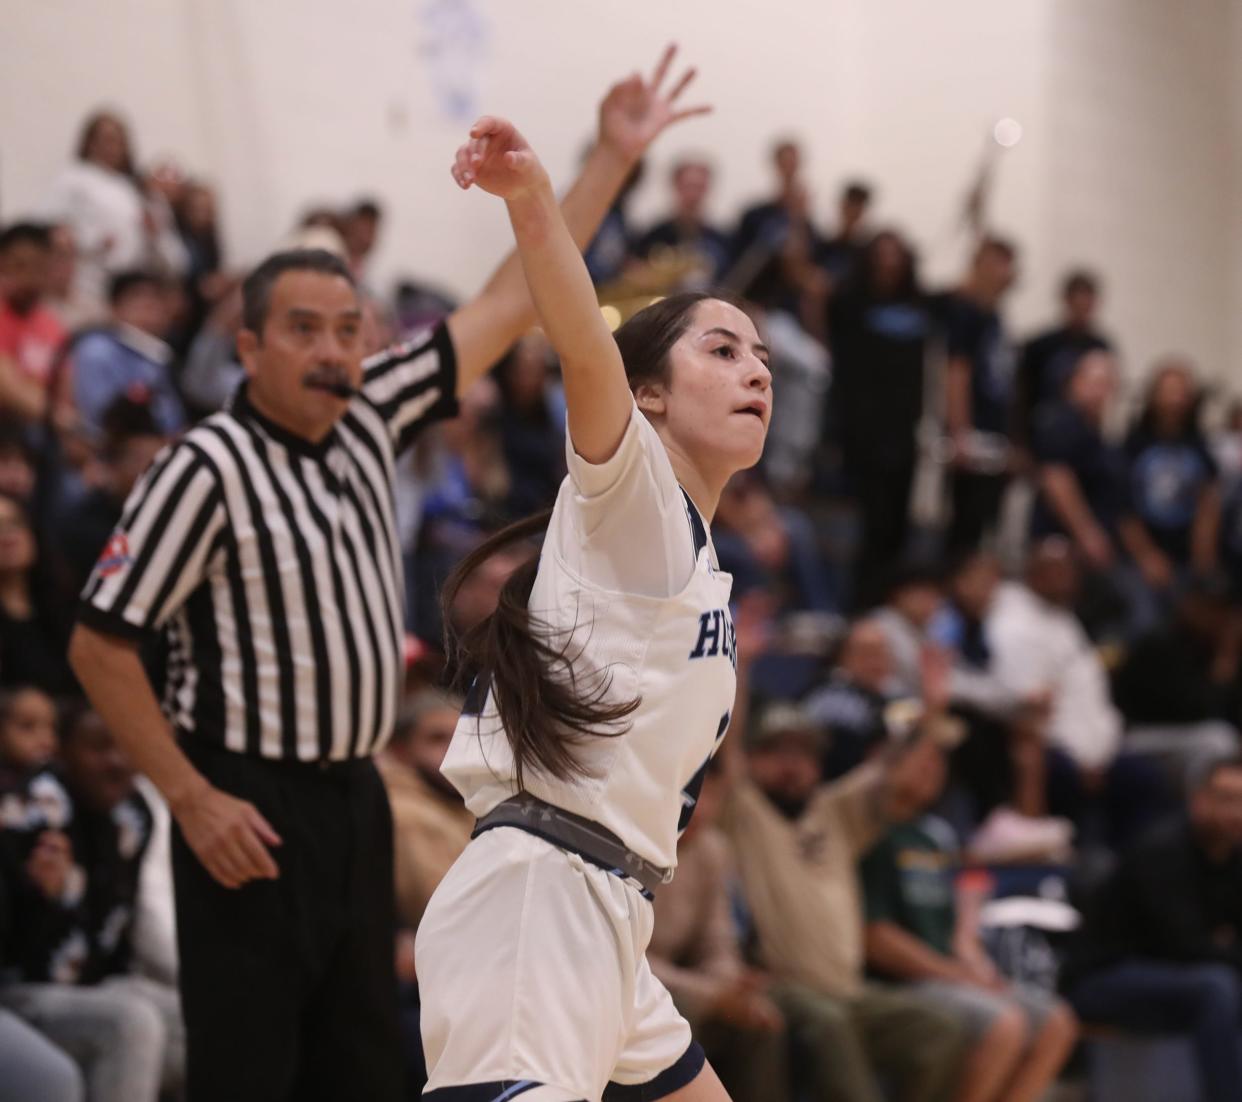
[452,118,633,464]
[445,44,709,408]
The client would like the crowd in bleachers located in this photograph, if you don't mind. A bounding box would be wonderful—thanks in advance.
[3,104,1242,1102]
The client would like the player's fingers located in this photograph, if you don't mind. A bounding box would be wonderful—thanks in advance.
[670,105,713,124]
[471,135,491,164]
[504,150,533,172]
[649,43,676,91]
[469,115,503,138]
[667,66,697,103]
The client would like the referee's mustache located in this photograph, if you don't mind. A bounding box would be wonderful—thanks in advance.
[303,364,359,399]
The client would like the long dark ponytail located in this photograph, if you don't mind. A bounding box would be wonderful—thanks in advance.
[442,292,716,789]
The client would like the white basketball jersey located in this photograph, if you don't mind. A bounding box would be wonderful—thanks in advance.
[440,405,736,871]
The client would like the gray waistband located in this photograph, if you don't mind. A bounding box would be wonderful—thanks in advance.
[472,793,672,897]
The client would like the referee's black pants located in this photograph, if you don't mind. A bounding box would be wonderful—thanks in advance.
[172,741,404,1102]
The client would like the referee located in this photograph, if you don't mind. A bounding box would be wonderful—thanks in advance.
[68,49,707,1101]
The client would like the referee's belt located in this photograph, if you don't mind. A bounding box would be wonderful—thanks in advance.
[472,792,672,898]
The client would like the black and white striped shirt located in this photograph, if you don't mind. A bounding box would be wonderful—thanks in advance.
[78,323,457,762]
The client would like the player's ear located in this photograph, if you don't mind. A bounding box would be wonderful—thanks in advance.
[634,383,666,417]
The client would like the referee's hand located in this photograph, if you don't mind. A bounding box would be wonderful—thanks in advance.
[174,785,283,889]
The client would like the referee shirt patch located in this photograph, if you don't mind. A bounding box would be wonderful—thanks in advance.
[95,533,132,577]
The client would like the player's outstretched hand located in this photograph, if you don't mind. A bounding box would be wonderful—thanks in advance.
[597,43,712,164]
[451,117,548,202]
[173,783,282,889]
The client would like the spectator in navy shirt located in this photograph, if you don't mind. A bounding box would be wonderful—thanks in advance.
[634,158,730,290]
[71,270,184,441]
[1033,349,1163,640]
[828,230,928,605]
[1030,349,1127,560]
[940,237,1020,555]
[816,180,873,291]
[1120,357,1220,596]
[1015,269,1112,448]
[494,332,566,518]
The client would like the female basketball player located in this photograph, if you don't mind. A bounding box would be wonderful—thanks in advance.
[416,90,771,1102]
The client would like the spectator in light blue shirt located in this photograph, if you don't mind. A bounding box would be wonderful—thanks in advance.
[72,271,184,441]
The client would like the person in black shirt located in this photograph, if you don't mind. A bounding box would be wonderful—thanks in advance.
[1014,269,1111,448]
[495,332,566,518]
[940,237,1019,555]
[1120,358,1221,595]
[1112,572,1242,773]
[1032,349,1169,640]
[1030,350,1128,556]
[725,138,824,315]
[828,230,928,605]
[634,158,730,290]
[0,493,73,696]
[0,705,183,1101]
[816,179,873,291]
[729,138,804,269]
[1062,754,1242,1102]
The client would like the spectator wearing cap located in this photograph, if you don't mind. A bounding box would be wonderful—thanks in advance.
[719,692,970,1102]
[71,270,184,441]
[0,223,68,423]
[1062,753,1242,1102]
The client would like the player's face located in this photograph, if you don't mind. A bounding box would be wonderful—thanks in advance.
[240,270,364,442]
[655,300,772,481]
[0,688,56,771]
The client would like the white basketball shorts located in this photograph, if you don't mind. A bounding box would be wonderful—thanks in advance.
[416,827,704,1101]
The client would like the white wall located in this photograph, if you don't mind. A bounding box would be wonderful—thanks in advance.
[1,0,1236,385]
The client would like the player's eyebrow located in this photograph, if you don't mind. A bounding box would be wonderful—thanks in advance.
[702,326,770,361]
